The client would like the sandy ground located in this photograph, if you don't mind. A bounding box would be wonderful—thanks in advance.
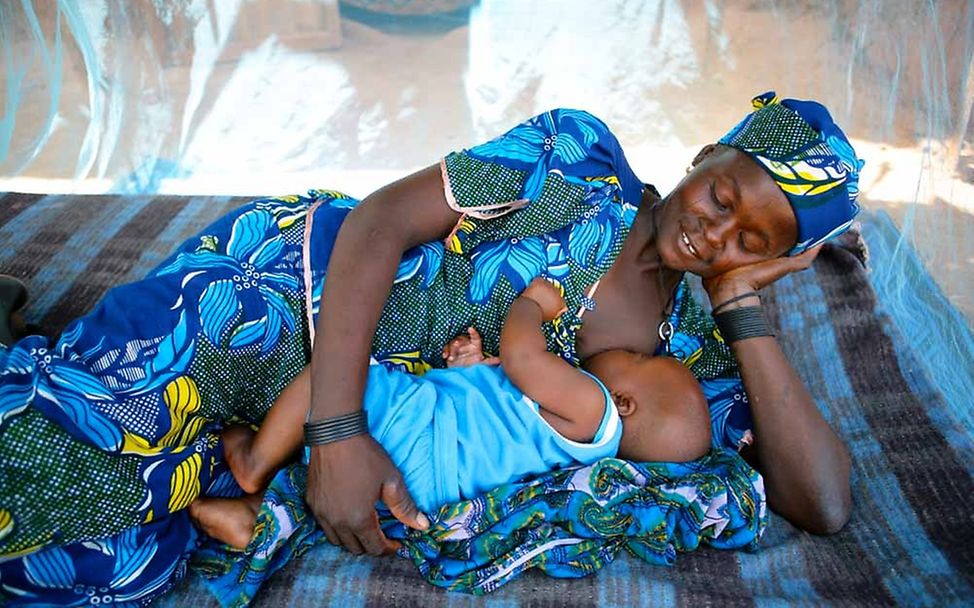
[1,0,971,320]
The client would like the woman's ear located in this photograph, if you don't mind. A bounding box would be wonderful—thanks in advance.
[690,143,719,169]
[611,391,637,417]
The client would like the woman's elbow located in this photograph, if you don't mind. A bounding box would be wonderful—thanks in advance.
[801,465,853,535]
[774,448,852,535]
[803,495,852,535]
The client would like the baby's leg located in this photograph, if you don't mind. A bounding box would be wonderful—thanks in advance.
[225,366,310,493]
[188,493,262,550]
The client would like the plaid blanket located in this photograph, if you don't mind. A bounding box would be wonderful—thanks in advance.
[2,192,971,606]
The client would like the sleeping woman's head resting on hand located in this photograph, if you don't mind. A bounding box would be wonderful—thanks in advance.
[653,91,864,279]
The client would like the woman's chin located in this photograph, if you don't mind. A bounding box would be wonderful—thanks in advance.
[658,241,699,275]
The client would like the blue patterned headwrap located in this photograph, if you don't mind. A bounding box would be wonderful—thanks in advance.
[719,91,865,256]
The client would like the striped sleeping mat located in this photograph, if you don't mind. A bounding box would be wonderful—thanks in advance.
[1,192,971,606]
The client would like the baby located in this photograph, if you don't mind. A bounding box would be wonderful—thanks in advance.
[190,278,712,548]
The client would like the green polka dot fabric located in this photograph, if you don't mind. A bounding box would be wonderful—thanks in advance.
[305,109,650,373]
[0,110,750,605]
[1,194,315,559]
[306,110,750,450]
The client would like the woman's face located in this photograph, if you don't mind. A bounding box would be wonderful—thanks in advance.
[655,145,798,279]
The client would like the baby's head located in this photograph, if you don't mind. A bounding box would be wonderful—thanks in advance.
[584,350,711,462]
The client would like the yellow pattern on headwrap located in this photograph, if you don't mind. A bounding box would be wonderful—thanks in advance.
[758,158,845,198]
[751,92,780,109]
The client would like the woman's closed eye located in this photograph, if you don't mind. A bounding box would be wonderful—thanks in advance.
[738,232,755,254]
[739,231,771,256]
[709,183,728,211]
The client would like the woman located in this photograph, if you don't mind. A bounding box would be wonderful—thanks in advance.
[0,92,860,603]
[303,92,860,553]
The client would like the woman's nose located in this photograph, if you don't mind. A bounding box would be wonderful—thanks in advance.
[703,215,734,251]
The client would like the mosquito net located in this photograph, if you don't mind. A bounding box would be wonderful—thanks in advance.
[1,0,972,420]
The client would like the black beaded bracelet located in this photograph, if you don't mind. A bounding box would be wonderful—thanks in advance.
[711,291,761,315]
[304,411,368,446]
[714,305,774,344]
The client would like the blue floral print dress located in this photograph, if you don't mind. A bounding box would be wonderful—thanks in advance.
[0,109,757,605]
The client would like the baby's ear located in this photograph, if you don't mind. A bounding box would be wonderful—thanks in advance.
[611,391,637,417]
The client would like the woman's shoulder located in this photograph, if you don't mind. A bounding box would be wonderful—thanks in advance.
[473,107,620,152]
[529,108,620,148]
[546,107,612,130]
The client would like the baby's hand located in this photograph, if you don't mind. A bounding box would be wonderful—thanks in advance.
[520,277,567,322]
[442,327,500,368]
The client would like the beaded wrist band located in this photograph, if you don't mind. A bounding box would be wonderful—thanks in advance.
[711,291,761,315]
[304,411,368,446]
[714,305,774,344]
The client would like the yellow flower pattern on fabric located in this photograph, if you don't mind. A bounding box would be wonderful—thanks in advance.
[122,432,187,456]
[121,376,208,455]
[258,195,310,230]
[198,235,219,252]
[307,188,354,201]
[0,509,12,542]
[683,346,704,368]
[583,175,620,186]
[160,376,206,448]
[445,218,476,254]
[168,452,202,513]
[377,351,433,376]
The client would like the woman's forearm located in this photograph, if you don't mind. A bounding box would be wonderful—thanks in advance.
[308,202,403,421]
[307,164,459,422]
[732,335,852,534]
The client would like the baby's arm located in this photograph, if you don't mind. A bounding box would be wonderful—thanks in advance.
[500,278,607,442]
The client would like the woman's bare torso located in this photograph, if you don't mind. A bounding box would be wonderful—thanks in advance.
[575,187,682,363]
[574,251,671,362]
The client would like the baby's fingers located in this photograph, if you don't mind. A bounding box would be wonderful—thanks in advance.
[456,341,480,354]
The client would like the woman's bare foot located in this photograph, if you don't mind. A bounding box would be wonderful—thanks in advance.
[222,425,267,494]
[188,494,262,550]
